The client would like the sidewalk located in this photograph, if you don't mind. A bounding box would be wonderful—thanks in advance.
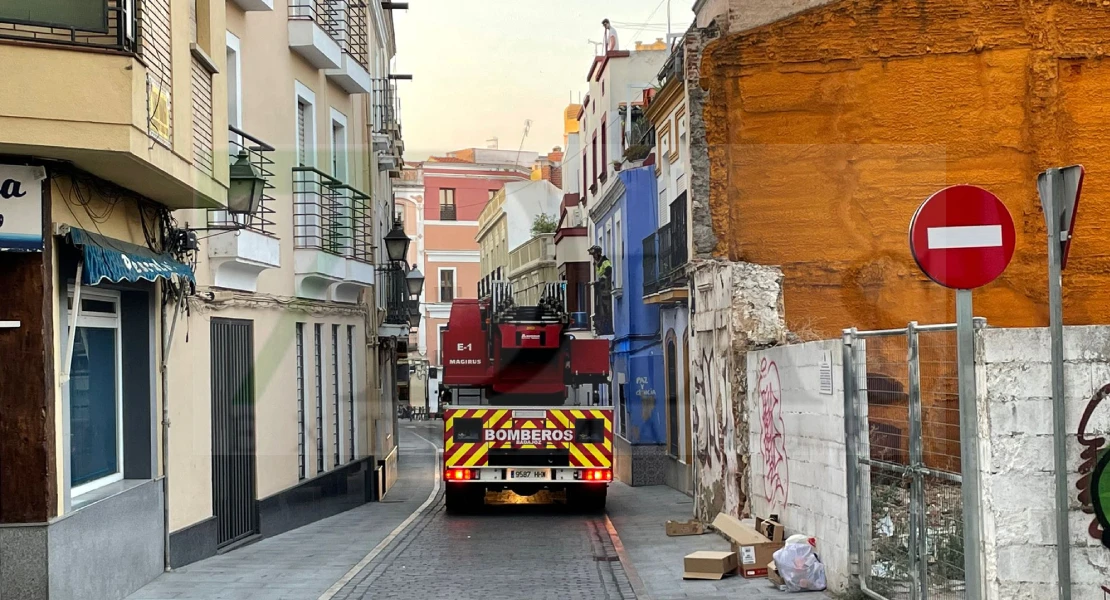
[607,483,797,600]
[126,424,440,600]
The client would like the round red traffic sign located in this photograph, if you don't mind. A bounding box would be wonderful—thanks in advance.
[909,185,1016,290]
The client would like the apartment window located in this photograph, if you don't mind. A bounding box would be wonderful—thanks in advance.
[437,325,447,365]
[394,205,404,227]
[331,109,347,181]
[314,324,324,474]
[439,268,456,303]
[295,82,316,167]
[332,325,340,468]
[591,134,598,188]
[601,115,608,175]
[582,152,588,196]
[439,188,457,220]
[226,32,242,141]
[347,325,356,463]
[66,288,123,496]
[614,212,622,289]
[296,323,306,480]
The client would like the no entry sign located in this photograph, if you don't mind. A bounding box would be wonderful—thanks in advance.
[909,185,1016,290]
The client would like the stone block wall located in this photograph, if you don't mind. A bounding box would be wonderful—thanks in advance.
[747,339,850,592]
[978,326,1110,600]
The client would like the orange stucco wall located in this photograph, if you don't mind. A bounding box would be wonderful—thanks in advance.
[703,0,1110,336]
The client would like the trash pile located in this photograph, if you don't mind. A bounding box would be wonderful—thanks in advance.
[675,512,827,593]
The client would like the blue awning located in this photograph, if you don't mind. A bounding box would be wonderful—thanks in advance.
[65,226,195,286]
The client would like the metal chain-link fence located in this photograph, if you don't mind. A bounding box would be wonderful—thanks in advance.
[844,323,975,600]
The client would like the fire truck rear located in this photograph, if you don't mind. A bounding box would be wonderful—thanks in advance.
[440,282,611,513]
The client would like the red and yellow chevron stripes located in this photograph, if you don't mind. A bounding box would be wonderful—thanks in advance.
[444,408,501,468]
[565,409,613,469]
[443,408,613,469]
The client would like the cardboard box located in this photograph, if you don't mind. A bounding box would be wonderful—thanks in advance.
[666,519,708,537]
[682,550,739,580]
[710,514,785,579]
[768,560,785,587]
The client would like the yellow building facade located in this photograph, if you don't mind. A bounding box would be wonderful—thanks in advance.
[0,1,407,597]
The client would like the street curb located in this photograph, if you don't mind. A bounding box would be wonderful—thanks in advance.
[605,514,652,600]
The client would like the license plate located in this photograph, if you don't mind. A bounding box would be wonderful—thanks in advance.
[510,469,549,480]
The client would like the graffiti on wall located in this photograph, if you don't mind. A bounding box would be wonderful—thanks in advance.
[1076,382,1110,595]
[690,263,744,521]
[758,358,789,511]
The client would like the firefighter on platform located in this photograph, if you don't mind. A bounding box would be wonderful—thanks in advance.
[588,245,614,335]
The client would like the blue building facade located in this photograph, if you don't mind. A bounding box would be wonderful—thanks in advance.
[592,166,667,486]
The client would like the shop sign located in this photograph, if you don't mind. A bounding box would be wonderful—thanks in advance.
[0,165,46,252]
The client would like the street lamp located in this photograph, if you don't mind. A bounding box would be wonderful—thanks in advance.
[227,151,266,215]
[383,221,411,263]
[405,265,424,298]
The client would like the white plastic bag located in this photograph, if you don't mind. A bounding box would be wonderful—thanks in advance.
[772,538,827,592]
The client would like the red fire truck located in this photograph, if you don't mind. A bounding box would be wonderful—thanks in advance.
[440,282,612,513]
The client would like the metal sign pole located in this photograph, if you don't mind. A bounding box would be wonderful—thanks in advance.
[1045,168,1073,600]
[956,288,983,600]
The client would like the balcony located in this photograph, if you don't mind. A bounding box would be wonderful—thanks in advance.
[643,193,689,305]
[0,0,227,210]
[371,77,403,165]
[206,128,281,292]
[324,1,371,93]
[231,0,274,11]
[438,204,457,221]
[508,234,556,278]
[288,0,342,69]
[292,166,374,302]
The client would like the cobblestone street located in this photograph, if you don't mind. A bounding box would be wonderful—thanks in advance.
[127,423,793,600]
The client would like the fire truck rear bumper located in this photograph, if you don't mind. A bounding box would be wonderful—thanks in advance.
[442,467,612,484]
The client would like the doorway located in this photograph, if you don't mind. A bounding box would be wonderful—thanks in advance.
[210,318,258,548]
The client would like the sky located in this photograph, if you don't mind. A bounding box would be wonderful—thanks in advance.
[392,0,692,161]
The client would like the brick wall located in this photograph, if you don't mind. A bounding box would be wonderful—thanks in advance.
[747,340,850,592]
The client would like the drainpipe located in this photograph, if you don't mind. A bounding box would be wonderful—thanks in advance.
[160,286,184,570]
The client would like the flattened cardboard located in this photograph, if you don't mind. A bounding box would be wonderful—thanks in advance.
[710,514,786,579]
[768,560,785,587]
[666,519,707,537]
[682,550,738,580]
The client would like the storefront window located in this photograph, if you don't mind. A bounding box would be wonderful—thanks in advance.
[67,288,123,495]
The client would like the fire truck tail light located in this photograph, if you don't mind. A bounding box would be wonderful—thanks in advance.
[445,468,475,481]
[581,469,611,482]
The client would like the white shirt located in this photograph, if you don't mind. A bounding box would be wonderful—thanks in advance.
[604,27,620,52]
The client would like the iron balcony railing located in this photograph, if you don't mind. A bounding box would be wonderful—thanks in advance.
[666,192,689,286]
[208,126,277,236]
[340,0,368,68]
[0,0,140,52]
[658,34,686,89]
[288,0,342,40]
[642,193,689,297]
[439,203,457,221]
[371,77,400,135]
[288,0,368,68]
[642,232,660,296]
[293,166,372,263]
[382,265,410,326]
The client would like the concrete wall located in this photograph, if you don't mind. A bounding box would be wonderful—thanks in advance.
[700,0,1110,337]
[978,326,1110,599]
[747,340,850,592]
